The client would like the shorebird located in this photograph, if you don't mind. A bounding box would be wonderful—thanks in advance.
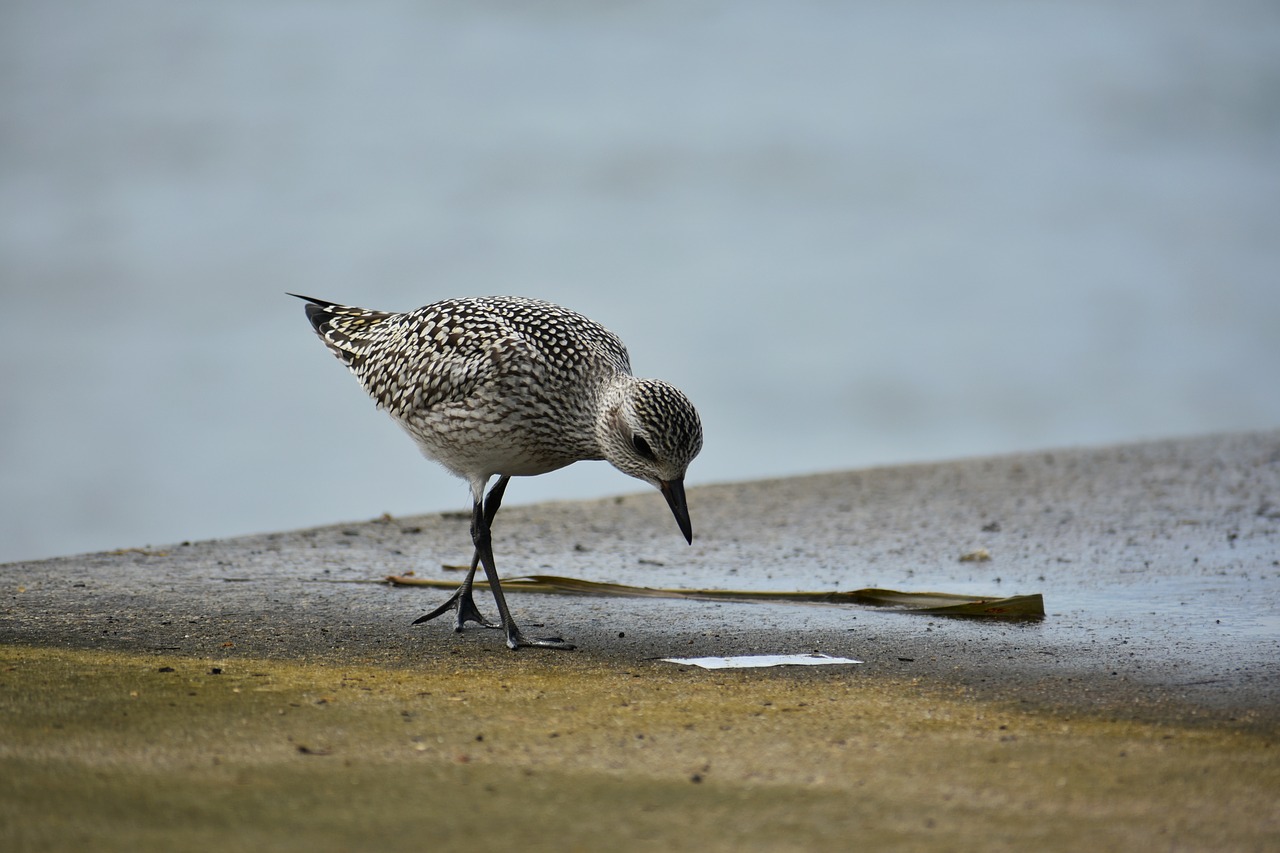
[291,294,703,650]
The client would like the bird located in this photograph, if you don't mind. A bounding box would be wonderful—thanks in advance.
[290,293,703,650]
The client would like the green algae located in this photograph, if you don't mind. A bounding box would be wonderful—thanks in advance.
[2,644,1277,852]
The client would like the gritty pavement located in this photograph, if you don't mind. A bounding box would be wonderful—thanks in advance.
[2,431,1278,851]
[5,430,1278,723]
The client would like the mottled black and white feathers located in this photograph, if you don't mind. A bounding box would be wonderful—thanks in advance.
[292,293,702,508]
[292,292,703,649]
[293,292,701,645]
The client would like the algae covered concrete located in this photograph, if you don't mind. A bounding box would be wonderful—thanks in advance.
[2,431,1279,850]
[2,646,1277,852]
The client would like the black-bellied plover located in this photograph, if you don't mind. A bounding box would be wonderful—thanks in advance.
[291,294,703,650]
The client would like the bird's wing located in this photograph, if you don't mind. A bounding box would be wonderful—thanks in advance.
[375,306,542,416]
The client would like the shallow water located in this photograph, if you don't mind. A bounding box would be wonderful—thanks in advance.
[2,1,1279,563]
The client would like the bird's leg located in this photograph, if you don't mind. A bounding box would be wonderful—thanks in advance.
[470,480,575,651]
[411,551,493,630]
[412,477,510,631]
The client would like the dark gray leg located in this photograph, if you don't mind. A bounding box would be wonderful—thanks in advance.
[470,480,574,651]
[411,550,493,630]
[412,476,511,631]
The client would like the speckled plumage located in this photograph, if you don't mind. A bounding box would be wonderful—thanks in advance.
[292,293,703,650]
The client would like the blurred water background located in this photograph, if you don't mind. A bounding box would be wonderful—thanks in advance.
[2,1,1278,564]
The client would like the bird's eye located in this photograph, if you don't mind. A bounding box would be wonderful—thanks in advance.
[631,434,656,462]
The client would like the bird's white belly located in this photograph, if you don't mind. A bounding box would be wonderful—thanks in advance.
[401,414,583,481]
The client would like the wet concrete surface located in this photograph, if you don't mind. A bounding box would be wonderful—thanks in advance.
[4,430,1278,726]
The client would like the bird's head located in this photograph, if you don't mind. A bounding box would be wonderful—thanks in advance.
[599,378,703,544]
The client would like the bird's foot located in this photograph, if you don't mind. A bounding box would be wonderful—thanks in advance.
[412,586,498,632]
[505,626,575,651]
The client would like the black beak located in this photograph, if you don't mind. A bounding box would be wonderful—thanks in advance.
[660,478,693,544]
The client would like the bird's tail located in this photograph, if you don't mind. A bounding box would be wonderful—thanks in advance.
[288,293,393,370]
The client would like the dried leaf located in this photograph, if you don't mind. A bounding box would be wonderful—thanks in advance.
[386,573,1044,619]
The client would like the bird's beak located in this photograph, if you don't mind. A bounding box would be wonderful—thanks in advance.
[660,478,693,544]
